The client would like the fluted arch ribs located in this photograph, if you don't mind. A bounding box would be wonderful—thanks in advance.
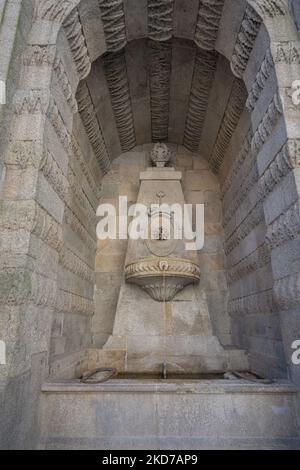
[148,0,174,41]
[76,81,111,173]
[149,40,172,143]
[248,0,290,18]
[103,50,136,152]
[63,7,91,80]
[184,49,218,152]
[209,79,247,173]
[98,0,127,52]
[194,0,225,50]
[34,0,81,22]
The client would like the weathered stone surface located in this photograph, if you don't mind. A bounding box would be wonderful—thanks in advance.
[39,379,300,449]
[1,0,300,451]
[97,146,246,374]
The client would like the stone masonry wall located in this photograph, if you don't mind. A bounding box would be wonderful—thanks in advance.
[220,108,287,378]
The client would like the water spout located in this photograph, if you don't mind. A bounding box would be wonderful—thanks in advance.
[162,361,167,380]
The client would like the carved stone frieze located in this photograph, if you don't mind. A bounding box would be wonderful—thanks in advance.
[246,42,300,113]
[224,202,264,255]
[251,92,283,154]
[59,247,95,284]
[33,204,63,252]
[184,50,218,152]
[209,79,247,173]
[246,49,274,112]
[34,0,80,23]
[228,288,277,316]
[76,81,111,173]
[63,8,91,80]
[148,0,174,41]
[194,0,225,50]
[53,56,78,112]
[266,199,300,249]
[223,161,259,227]
[222,129,253,197]
[103,51,136,152]
[98,0,127,52]
[13,89,51,115]
[23,45,56,66]
[227,243,271,284]
[47,96,72,154]
[231,4,262,79]
[70,137,101,204]
[273,41,300,64]
[29,91,100,201]
[148,39,172,142]
[248,0,289,18]
[40,149,69,202]
[260,139,300,198]
[56,290,94,316]
[22,45,77,112]
[5,142,44,169]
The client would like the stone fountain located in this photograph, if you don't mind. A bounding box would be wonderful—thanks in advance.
[124,143,201,302]
[102,144,249,375]
[38,146,298,450]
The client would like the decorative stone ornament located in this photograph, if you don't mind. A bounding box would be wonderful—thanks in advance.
[123,151,201,301]
[125,257,201,302]
[150,142,171,167]
[144,208,178,257]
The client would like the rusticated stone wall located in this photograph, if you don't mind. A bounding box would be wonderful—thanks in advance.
[220,114,287,378]
[217,0,300,382]
[48,108,102,379]
[0,2,108,448]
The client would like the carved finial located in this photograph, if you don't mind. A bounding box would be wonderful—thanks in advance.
[151,143,171,167]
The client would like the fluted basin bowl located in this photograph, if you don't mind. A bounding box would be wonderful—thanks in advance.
[125,257,201,302]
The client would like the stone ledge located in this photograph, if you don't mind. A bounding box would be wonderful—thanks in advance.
[38,436,300,450]
[41,379,298,395]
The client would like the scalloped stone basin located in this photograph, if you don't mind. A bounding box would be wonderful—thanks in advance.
[125,256,201,302]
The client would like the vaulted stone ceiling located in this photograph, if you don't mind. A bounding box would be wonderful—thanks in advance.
[61,0,271,174]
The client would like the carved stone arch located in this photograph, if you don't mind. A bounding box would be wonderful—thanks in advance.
[34,0,81,24]
[248,0,291,20]
[1,0,300,450]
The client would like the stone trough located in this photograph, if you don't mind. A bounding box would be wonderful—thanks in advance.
[39,378,300,450]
